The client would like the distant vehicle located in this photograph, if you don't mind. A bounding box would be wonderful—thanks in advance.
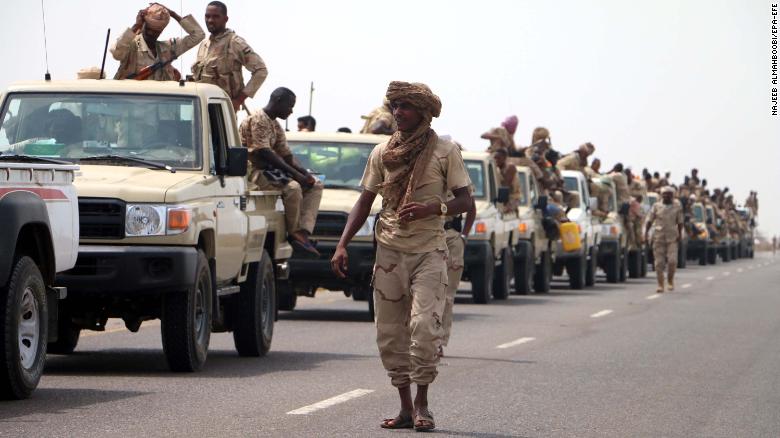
[593,177,628,283]
[0,157,78,399]
[557,171,599,289]
[513,167,556,294]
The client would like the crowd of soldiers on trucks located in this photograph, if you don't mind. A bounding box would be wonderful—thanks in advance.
[92,0,758,288]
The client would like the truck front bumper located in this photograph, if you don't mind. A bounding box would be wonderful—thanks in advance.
[288,240,376,289]
[57,245,198,294]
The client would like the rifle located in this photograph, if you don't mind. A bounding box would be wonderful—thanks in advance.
[127,56,177,80]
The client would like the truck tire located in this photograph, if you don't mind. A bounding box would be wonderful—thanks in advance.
[721,246,731,263]
[233,250,275,357]
[471,251,494,304]
[707,246,718,265]
[492,247,512,300]
[618,248,628,282]
[567,252,586,290]
[47,312,80,355]
[698,243,708,266]
[161,250,212,372]
[605,251,620,284]
[677,241,688,269]
[533,251,552,293]
[513,245,533,295]
[628,250,640,279]
[276,280,297,312]
[640,248,648,277]
[585,246,597,287]
[0,257,47,400]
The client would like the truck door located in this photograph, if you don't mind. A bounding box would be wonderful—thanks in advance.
[207,99,248,283]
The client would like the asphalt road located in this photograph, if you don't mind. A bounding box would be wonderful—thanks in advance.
[2,254,779,438]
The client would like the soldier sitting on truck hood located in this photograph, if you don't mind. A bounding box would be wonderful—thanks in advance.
[239,87,323,256]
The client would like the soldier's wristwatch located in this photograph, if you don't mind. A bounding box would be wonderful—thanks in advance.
[439,203,448,216]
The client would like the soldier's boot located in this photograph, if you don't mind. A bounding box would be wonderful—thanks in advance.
[656,270,665,293]
[667,266,676,291]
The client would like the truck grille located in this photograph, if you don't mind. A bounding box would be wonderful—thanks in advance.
[313,212,348,237]
[78,198,125,239]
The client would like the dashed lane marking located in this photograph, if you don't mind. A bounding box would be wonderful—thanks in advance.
[496,337,536,349]
[706,276,715,281]
[737,268,744,273]
[723,272,731,276]
[681,283,692,289]
[646,294,661,300]
[590,309,613,318]
[287,389,375,415]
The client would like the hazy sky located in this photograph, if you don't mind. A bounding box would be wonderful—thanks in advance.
[2,0,778,236]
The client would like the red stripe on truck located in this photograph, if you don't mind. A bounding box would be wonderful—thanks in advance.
[0,187,68,201]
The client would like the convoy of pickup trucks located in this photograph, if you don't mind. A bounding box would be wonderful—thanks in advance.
[0,79,761,399]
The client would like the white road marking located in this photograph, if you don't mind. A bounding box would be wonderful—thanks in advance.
[287,389,375,415]
[723,272,731,276]
[646,294,661,300]
[496,337,536,349]
[681,283,692,289]
[737,268,743,273]
[590,309,613,318]
[706,276,715,281]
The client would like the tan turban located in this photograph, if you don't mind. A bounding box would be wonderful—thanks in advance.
[144,4,170,32]
[660,186,675,194]
[381,81,442,208]
[77,66,105,79]
[578,142,595,155]
[531,127,550,145]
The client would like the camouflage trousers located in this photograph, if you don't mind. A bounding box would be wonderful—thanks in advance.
[251,170,323,234]
[442,229,465,347]
[652,237,678,272]
[373,244,448,388]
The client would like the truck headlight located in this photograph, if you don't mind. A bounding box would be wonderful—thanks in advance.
[355,215,376,237]
[125,205,192,237]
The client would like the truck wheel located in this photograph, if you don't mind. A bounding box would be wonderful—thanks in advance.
[698,244,708,266]
[161,250,212,372]
[567,252,586,290]
[640,248,648,278]
[707,247,718,265]
[276,280,297,312]
[585,247,597,287]
[492,247,512,300]
[533,251,552,293]
[0,257,47,400]
[722,246,731,262]
[471,251,494,304]
[47,311,80,355]
[605,250,620,283]
[618,248,628,282]
[233,250,275,357]
[513,246,533,295]
[628,250,640,279]
[677,242,687,269]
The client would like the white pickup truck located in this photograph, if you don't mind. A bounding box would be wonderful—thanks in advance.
[0,156,78,399]
[557,170,599,289]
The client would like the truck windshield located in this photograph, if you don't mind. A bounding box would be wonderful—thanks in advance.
[516,170,529,206]
[0,93,200,169]
[563,176,578,192]
[289,141,373,188]
[693,205,704,222]
[464,160,486,199]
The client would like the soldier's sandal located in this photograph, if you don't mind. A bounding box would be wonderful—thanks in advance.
[381,412,413,429]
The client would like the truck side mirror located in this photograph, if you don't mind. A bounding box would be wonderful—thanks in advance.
[225,147,248,177]
[535,195,548,211]
[495,187,510,204]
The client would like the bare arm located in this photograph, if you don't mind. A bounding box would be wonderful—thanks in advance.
[331,190,378,278]
[462,198,477,236]
[396,186,472,224]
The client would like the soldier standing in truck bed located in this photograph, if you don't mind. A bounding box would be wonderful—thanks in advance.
[191,1,268,111]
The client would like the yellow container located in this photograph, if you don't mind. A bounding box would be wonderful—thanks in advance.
[560,222,582,252]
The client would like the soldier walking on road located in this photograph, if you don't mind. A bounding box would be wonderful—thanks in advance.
[111,3,205,80]
[331,82,472,432]
[645,186,684,293]
[192,1,269,111]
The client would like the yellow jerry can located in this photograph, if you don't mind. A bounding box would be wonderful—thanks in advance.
[560,222,582,252]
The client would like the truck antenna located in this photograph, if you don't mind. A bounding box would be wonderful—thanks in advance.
[308,81,314,116]
[40,0,51,80]
[99,29,111,80]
